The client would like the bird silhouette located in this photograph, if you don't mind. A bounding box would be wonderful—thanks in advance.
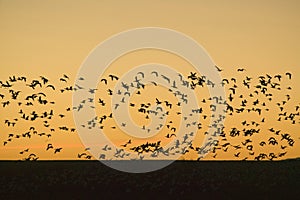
[109,74,119,81]
[215,65,223,72]
[46,144,53,151]
[54,148,62,154]
[285,72,292,79]
[237,68,246,72]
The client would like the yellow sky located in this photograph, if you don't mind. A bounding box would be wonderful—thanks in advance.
[0,0,299,160]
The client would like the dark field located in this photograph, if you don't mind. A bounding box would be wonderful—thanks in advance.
[0,160,300,199]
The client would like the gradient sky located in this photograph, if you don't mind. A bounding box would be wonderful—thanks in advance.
[0,0,299,160]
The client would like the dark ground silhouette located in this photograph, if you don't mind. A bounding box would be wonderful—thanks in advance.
[0,160,300,199]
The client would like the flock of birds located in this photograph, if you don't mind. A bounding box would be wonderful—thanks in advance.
[0,66,299,161]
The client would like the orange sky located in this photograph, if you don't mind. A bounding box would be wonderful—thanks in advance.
[0,0,299,160]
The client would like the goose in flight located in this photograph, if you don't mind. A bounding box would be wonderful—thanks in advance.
[285,72,292,79]
[109,74,119,81]
[215,65,223,72]
[237,68,246,72]
[137,72,145,78]
[151,71,158,77]
[54,148,62,154]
